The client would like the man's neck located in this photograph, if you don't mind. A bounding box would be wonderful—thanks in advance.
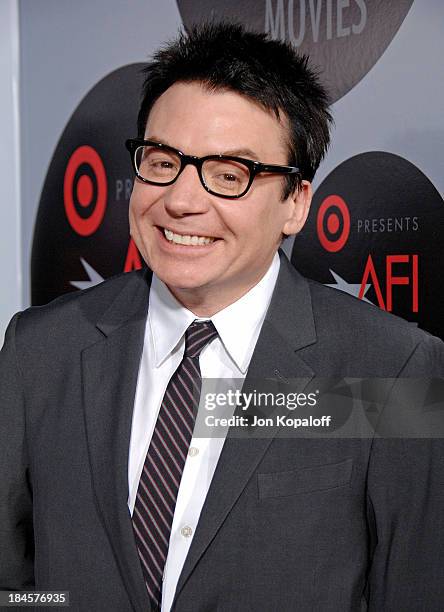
[165,254,281,317]
[167,282,260,318]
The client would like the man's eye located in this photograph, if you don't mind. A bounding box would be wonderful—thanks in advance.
[146,158,179,175]
[220,173,239,183]
[150,160,174,169]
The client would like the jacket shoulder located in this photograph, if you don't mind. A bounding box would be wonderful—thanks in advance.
[305,278,443,376]
[14,268,150,350]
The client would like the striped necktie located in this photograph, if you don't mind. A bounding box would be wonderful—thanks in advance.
[132,320,218,610]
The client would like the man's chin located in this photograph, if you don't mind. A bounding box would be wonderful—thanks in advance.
[154,269,214,293]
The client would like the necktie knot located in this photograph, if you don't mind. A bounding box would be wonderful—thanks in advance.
[184,320,218,359]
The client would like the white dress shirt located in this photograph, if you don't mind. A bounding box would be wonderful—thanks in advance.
[127,252,280,612]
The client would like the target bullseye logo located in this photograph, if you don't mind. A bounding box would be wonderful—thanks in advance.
[317,194,350,252]
[63,145,107,236]
[32,64,143,306]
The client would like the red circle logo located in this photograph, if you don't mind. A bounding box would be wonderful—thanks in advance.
[317,194,350,252]
[63,145,107,236]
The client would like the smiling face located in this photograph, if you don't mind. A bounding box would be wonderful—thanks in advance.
[129,81,312,316]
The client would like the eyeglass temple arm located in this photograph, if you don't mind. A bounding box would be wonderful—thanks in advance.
[257,163,300,174]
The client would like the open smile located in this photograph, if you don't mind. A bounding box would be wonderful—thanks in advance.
[160,226,218,246]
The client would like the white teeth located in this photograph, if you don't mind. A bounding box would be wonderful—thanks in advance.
[163,228,215,246]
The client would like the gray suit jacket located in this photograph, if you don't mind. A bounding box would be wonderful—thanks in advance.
[1,252,443,611]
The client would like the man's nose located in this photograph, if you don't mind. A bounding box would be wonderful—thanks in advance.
[163,164,211,217]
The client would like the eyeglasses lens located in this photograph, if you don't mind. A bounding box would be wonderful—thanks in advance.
[135,145,180,183]
[202,159,250,197]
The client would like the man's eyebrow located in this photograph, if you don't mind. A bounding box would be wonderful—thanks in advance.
[221,148,259,160]
[145,135,172,147]
[145,136,260,160]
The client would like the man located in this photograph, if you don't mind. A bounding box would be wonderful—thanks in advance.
[1,22,443,612]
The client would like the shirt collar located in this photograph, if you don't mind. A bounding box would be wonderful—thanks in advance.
[148,252,280,372]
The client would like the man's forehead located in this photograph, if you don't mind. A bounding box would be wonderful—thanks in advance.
[144,81,290,159]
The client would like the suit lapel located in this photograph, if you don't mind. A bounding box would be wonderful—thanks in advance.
[174,253,317,603]
[82,270,153,612]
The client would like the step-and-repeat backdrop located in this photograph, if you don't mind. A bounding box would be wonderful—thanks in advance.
[23,0,443,338]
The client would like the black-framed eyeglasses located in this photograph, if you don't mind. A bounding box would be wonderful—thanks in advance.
[125,138,300,199]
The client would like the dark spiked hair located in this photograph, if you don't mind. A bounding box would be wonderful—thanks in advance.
[137,22,333,197]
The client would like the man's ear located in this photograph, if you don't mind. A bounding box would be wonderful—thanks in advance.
[282,180,312,236]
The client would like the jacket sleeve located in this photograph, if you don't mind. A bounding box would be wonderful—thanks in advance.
[366,334,444,610]
[0,313,34,588]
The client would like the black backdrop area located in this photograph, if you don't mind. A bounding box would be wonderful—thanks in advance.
[291,152,444,339]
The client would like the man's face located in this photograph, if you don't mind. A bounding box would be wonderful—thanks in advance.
[129,82,311,313]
